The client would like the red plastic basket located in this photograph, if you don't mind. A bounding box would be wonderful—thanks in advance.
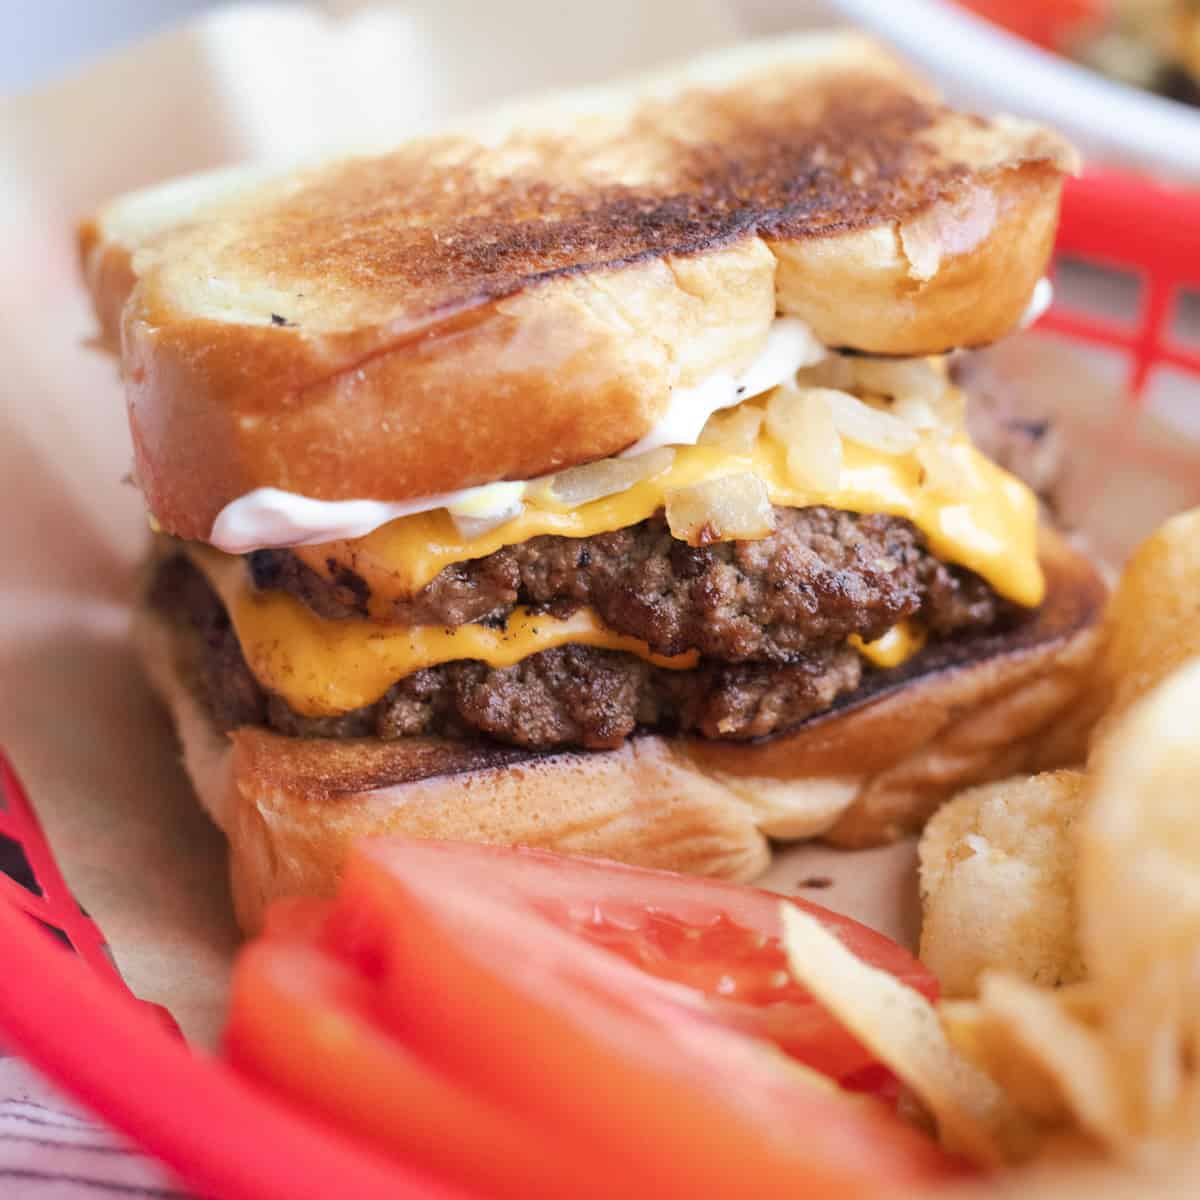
[1,165,1199,1199]
[953,0,1103,52]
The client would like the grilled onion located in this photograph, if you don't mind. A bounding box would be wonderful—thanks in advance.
[793,354,857,392]
[665,472,775,546]
[451,508,522,539]
[916,437,973,497]
[529,447,676,510]
[765,387,843,491]
[853,356,947,402]
[699,404,765,452]
[816,388,919,454]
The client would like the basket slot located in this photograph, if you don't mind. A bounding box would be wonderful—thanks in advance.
[1141,366,1200,452]
[1041,173,1200,404]
[1171,289,1200,351]
[0,754,125,986]
[1053,256,1143,325]
[29,915,74,951]
[1042,283,1200,396]
[0,832,41,896]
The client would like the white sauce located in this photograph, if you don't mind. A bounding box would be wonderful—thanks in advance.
[208,284,1051,554]
[209,317,821,554]
[210,481,530,553]
[617,317,825,457]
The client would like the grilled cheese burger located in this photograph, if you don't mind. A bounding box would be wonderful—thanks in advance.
[81,32,1105,931]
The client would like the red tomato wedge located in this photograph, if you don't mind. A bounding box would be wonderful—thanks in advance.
[324,840,936,1083]
[226,841,956,1200]
[228,939,619,1200]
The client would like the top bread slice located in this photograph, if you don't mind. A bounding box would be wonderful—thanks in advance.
[81,31,1077,542]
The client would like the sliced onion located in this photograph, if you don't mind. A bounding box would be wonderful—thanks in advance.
[793,354,856,392]
[915,438,973,497]
[699,404,765,452]
[764,386,804,443]
[853,356,964,435]
[889,395,939,430]
[814,388,919,455]
[664,472,775,546]
[763,387,842,491]
[529,447,675,510]
[790,413,843,493]
[451,501,524,539]
[446,480,527,538]
[894,387,966,434]
[853,357,948,403]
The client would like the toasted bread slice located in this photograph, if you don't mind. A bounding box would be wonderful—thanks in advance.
[135,526,1103,933]
[82,32,1076,542]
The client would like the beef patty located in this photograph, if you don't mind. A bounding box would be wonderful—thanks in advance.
[249,507,1003,662]
[154,554,865,749]
[152,506,1015,752]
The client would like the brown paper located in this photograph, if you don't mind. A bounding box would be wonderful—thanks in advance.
[1,0,1198,1052]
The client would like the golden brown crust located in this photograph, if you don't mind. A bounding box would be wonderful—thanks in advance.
[135,528,1104,933]
[225,735,770,934]
[121,240,778,538]
[78,219,132,354]
[772,164,1064,355]
[83,33,1076,540]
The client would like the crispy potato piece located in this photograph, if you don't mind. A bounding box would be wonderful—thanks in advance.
[790,660,1200,1174]
[940,986,1094,1128]
[1079,657,1200,1144]
[936,661,1200,1161]
[780,903,1038,1166]
[1090,507,1200,750]
[883,511,1200,1185]
[919,771,1088,998]
[959,977,1121,1142]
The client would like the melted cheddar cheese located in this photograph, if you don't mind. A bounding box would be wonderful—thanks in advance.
[291,432,1044,616]
[191,406,1044,719]
[190,547,938,717]
[190,548,698,717]
[850,622,927,670]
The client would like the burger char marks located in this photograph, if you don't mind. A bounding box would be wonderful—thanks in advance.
[249,507,1006,663]
[156,551,868,749]
[155,500,1013,752]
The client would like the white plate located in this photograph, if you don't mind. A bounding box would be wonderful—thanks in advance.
[821,0,1200,182]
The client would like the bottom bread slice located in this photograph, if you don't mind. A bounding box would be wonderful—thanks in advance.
[136,527,1105,933]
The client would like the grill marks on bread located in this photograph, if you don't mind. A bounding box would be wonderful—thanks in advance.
[191,84,966,331]
[89,34,1076,538]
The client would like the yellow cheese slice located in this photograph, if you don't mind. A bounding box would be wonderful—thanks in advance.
[190,548,698,717]
[292,432,1044,615]
[850,622,927,669]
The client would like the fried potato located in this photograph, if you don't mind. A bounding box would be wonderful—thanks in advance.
[1078,657,1200,1145]
[887,509,1200,1183]
[919,771,1087,998]
[1089,507,1200,750]
[780,903,1039,1166]
[963,976,1121,1143]
[940,983,1107,1129]
[932,661,1200,1163]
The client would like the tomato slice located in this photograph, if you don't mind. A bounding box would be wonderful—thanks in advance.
[228,938,627,1200]
[227,841,956,1200]
[328,840,935,1082]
